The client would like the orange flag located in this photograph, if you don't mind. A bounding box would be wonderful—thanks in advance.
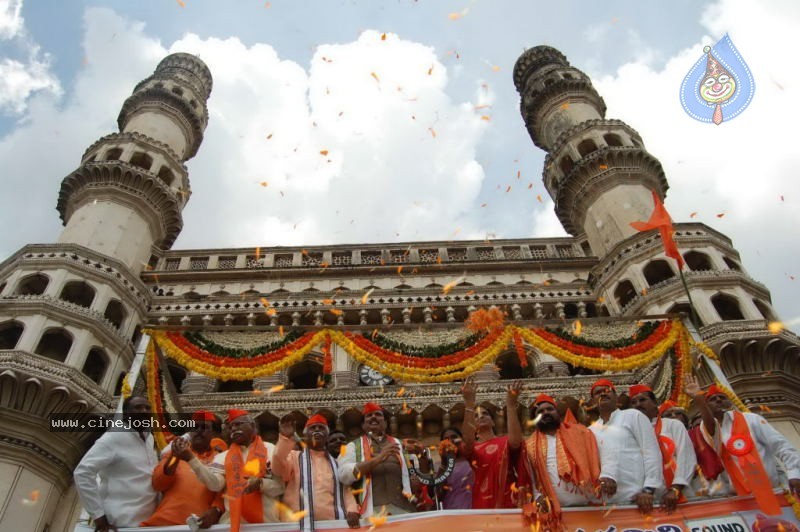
[630,190,685,270]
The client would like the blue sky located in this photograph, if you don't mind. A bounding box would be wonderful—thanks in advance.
[1,0,798,326]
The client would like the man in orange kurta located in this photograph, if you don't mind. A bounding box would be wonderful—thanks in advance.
[273,414,360,530]
[141,411,226,527]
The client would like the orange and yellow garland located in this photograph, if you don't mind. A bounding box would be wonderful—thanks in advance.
[143,319,702,386]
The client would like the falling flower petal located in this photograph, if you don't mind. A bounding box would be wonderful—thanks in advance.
[428,127,437,138]
[573,320,582,336]
[481,115,491,121]
[381,33,387,41]
[397,387,406,396]
[371,72,380,82]
[491,65,501,72]
[176,0,185,7]
[716,212,726,218]
[361,288,374,304]
[536,195,543,203]
[243,458,260,476]
[268,384,285,394]
[768,321,784,334]
[319,150,329,156]
[351,487,364,495]
[288,510,309,522]
[259,181,268,187]
[480,203,487,208]
[448,12,462,20]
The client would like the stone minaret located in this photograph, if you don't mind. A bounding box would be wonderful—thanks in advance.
[0,53,211,531]
[514,46,800,442]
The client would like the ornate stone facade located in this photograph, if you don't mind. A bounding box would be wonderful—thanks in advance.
[0,47,797,531]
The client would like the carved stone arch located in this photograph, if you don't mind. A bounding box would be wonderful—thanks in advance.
[0,370,19,409]
[742,340,760,371]
[41,385,71,416]
[717,342,739,374]
[18,377,43,413]
[67,399,90,416]
[421,404,445,437]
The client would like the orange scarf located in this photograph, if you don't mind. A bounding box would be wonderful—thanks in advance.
[719,412,781,516]
[524,419,600,518]
[225,435,269,532]
[655,417,686,503]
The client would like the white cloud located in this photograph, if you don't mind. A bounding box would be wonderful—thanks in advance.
[593,0,800,321]
[0,0,60,115]
[0,0,23,40]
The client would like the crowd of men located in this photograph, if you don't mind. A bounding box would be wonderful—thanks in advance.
[74,376,800,530]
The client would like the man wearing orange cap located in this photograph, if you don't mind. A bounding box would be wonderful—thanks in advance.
[141,411,226,527]
[659,401,689,429]
[337,402,415,516]
[629,384,697,513]
[517,393,600,523]
[187,409,284,530]
[273,413,360,530]
[588,379,663,514]
[686,376,800,511]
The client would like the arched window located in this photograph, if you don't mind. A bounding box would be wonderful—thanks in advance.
[614,280,637,308]
[157,166,174,187]
[104,300,126,329]
[287,357,323,390]
[35,328,73,362]
[603,133,623,147]
[172,86,184,97]
[723,257,742,271]
[82,348,108,384]
[114,372,126,395]
[684,251,714,271]
[218,380,253,392]
[167,363,187,393]
[711,293,745,321]
[564,303,578,319]
[104,148,123,161]
[559,155,574,175]
[131,325,142,346]
[60,281,96,308]
[16,273,49,295]
[643,260,675,286]
[129,151,153,172]
[0,320,24,349]
[577,138,597,158]
[753,300,777,322]
[495,352,527,380]
[667,303,703,327]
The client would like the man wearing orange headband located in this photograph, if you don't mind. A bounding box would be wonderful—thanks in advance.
[141,411,226,527]
[273,413,360,530]
[337,402,415,516]
[187,409,284,531]
[629,385,697,513]
[686,376,800,513]
[588,379,663,515]
[517,393,600,525]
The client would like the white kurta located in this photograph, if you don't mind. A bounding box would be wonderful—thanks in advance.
[702,411,800,492]
[590,408,664,504]
[541,434,592,506]
[337,436,411,517]
[654,417,697,496]
[188,439,284,522]
[73,430,158,527]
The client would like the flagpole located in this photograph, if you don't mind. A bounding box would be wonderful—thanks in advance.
[677,267,700,327]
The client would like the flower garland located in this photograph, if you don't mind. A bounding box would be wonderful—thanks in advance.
[369,330,482,358]
[689,337,720,362]
[322,334,332,384]
[513,332,528,368]
[546,320,659,348]
[145,340,168,450]
[785,491,800,520]
[183,329,302,358]
[144,320,718,389]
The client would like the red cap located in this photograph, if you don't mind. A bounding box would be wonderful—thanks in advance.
[192,410,217,423]
[226,409,250,423]
[534,393,556,406]
[706,384,726,399]
[362,402,383,416]
[658,400,679,416]
[628,384,652,398]
[590,378,616,395]
[305,414,329,429]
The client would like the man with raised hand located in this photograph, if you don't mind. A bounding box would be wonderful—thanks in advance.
[629,384,697,513]
[74,395,158,532]
[337,402,415,516]
[187,409,284,529]
[273,413,360,530]
[517,393,600,524]
[687,375,800,513]
[141,410,225,527]
[588,379,664,515]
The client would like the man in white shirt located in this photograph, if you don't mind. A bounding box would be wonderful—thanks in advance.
[588,379,664,514]
[629,384,697,513]
[687,377,800,501]
[73,395,158,531]
[188,409,284,525]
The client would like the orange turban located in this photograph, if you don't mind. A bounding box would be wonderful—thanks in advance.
[362,402,383,415]
[590,378,616,395]
[305,414,329,429]
[628,384,652,398]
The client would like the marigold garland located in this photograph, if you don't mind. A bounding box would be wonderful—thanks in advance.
[145,340,168,450]
[786,491,800,520]
[144,320,719,390]
[513,332,528,368]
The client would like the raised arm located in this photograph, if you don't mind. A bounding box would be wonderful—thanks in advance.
[506,380,524,450]
[271,419,298,482]
[460,376,477,456]
[685,375,716,436]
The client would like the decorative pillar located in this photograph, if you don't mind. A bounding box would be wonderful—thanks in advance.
[511,304,522,321]
[445,307,456,322]
[402,308,411,324]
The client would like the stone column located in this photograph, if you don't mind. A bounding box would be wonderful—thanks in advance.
[182,371,216,394]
